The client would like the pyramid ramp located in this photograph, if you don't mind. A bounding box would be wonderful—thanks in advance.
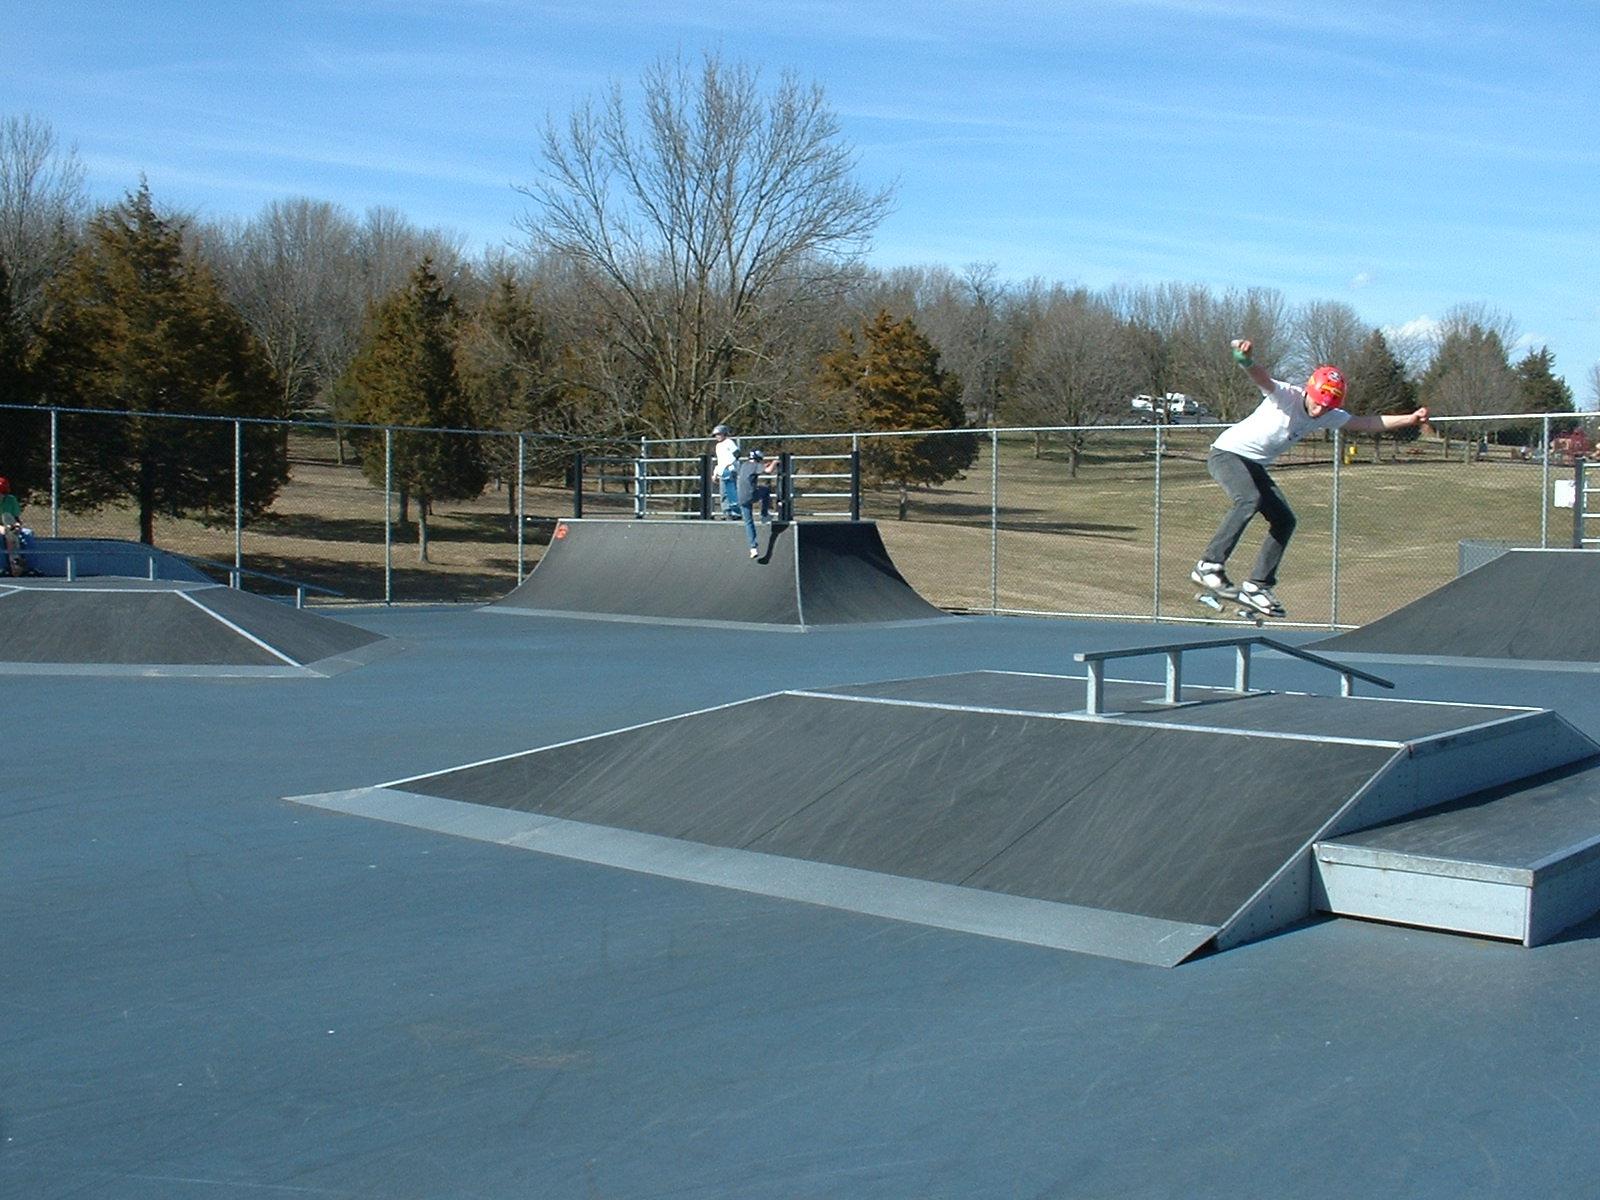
[488,519,948,629]
[289,671,1596,965]
[0,579,396,677]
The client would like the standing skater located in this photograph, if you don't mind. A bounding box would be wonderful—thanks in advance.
[1192,338,1429,617]
[710,424,740,518]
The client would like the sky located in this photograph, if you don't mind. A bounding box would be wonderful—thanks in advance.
[5,0,1598,397]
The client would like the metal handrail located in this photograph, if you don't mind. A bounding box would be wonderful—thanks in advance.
[1073,635,1393,716]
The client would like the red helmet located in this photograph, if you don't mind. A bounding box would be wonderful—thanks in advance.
[0,476,10,494]
[1306,365,1347,409]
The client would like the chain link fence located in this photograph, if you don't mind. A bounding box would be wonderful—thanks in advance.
[2,403,1593,623]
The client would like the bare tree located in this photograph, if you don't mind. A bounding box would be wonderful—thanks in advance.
[1008,284,1134,475]
[1118,283,1287,421]
[1290,299,1366,378]
[0,114,87,332]
[1588,362,1600,412]
[901,263,1012,427]
[517,52,894,440]
[204,198,365,419]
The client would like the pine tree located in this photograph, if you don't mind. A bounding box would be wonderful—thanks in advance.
[458,273,554,530]
[1506,345,1576,447]
[818,309,976,518]
[1344,329,1419,460]
[35,182,285,544]
[343,258,486,562]
[0,257,48,495]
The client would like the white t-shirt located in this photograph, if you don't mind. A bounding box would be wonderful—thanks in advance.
[1212,379,1351,464]
[713,436,740,476]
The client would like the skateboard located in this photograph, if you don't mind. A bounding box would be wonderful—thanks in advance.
[1193,584,1278,626]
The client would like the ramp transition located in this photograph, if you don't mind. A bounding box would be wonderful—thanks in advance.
[1317,548,1600,668]
[0,579,395,677]
[290,670,1599,965]
[489,518,948,629]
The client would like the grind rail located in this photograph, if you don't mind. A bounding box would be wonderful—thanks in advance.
[1074,635,1394,716]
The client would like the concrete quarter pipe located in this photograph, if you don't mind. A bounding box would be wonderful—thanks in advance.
[490,518,950,629]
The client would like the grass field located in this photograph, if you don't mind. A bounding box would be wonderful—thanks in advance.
[34,424,1571,625]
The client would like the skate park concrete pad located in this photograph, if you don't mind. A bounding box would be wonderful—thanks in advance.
[289,669,1592,966]
[1316,548,1600,669]
[0,578,397,676]
[487,517,950,629]
[24,605,1600,1200]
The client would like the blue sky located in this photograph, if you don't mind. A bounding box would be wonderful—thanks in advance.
[6,0,1598,395]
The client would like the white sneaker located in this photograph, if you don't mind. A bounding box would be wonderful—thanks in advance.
[749,547,759,559]
[1238,581,1285,616]
[1191,561,1231,591]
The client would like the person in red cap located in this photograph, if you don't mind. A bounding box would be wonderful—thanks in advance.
[0,477,23,576]
[1191,338,1429,617]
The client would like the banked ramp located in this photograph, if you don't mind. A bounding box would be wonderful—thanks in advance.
[489,519,948,629]
[1316,548,1600,668]
[291,670,1598,965]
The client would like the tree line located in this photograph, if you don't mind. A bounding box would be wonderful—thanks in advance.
[0,60,1589,547]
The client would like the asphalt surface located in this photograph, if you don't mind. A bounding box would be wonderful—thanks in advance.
[8,605,1600,1199]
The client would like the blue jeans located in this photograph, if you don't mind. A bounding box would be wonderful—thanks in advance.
[721,472,740,518]
[742,505,759,550]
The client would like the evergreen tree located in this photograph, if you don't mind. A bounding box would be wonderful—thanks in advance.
[1344,329,1419,460]
[457,272,556,529]
[35,182,285,544]
[1514,346,1576,443]
[343,258,486,562]
[818,309,976,518]
[0,256,49,495]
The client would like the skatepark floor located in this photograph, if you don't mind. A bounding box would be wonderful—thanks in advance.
[8,604,1600,1199]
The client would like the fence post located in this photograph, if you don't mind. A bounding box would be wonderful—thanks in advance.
[572,452,585,518]
[1331,427,1342,628]
[1541,414,1552,547]
[49,408,60,536]
[516,434,526,583]
[233,419,244,576]
[1574,459,1587,549]
[777,453,793,522]
[849,450,861,521]
[1151,422,1164,621]
[990,428,999,615]
[383,428,393,605]
[699,454,712,520]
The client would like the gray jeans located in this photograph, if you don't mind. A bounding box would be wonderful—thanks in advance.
[1202,449,1296,586]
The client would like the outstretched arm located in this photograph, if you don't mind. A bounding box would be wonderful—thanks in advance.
[1230,339,1276,393]
[1344,408,1430,434]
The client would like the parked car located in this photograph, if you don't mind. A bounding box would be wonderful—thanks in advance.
[1128,393,1214,423]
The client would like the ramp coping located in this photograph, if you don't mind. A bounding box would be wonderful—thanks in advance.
[1074,635,1394,715]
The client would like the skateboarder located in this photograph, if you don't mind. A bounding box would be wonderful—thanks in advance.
[1192,339,1429,617]
[733,450,779,557]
